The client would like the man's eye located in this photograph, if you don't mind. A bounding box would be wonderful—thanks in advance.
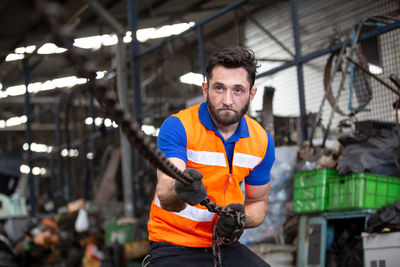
[234,89,243,94]
[216,86,223,91]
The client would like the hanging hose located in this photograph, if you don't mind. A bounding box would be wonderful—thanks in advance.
[323,48,371,116]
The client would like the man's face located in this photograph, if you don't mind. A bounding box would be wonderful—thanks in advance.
[202,65,257,127]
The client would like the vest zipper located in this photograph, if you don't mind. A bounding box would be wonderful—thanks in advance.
[222,173,232,206]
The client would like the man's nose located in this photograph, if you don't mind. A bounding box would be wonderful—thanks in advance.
[222,90,233,106]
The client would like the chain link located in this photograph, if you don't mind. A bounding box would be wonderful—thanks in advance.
[33,1,246,266]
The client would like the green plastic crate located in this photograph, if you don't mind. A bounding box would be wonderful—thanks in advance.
[293,169,338,214]
[327,173,400,211]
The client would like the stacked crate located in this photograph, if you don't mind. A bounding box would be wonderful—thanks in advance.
[293,169,337,213]
[293,169,400,214]
[327,173,400,211]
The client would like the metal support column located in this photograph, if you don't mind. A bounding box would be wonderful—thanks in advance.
[82,139,90,201]
[290,0,308,141]
[128,0,143,217]
[116,35,135,218]
[85,0,134,217]
[87,85,96,201]
[23,58,36,216]
[127,0,142,120]
[88,87,96,202]
[54,101,64,209]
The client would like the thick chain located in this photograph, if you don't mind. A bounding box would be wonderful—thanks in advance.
[33,1,246,266]
[203,198,247,267]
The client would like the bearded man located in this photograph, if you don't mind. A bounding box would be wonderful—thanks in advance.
[147,45,275,267]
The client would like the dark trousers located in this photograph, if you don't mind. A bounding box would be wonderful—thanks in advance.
[150,241,270,267]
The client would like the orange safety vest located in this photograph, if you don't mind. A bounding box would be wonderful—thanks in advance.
[148,104,269,247]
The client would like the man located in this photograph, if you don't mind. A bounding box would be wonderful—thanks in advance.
[147,46,275,266]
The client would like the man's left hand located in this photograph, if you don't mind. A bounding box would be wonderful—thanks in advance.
[216,203,246,238]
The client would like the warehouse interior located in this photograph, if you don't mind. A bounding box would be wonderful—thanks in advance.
[0,0,399,266]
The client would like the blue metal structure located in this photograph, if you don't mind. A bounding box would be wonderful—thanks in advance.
[297,210,375,267]
[290,0,307,141]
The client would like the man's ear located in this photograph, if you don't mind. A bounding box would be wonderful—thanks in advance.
[202,82,208,98]
[250,87,257,101]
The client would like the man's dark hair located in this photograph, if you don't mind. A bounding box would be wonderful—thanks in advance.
[205,45,259,88]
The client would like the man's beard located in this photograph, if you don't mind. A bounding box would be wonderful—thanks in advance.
[207,94,250,126]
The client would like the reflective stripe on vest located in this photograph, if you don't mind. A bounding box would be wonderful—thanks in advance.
[187,149,226,167]
[154,195,214,222]
[233,153,262,169]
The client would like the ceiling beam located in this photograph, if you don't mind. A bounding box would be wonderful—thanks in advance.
[0,123,59,131]
[0,96,58,104]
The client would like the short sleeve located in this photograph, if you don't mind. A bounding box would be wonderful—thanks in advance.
[157,116,188,163]
[244,132,275,185]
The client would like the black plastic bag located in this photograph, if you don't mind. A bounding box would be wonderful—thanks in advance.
[338,129,399,177]
[366,200,400,233]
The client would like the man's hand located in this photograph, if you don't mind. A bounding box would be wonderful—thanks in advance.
[174,168,207,206]
[216,203,246,238]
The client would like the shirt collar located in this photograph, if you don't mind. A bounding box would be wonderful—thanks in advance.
[198,102,249,143]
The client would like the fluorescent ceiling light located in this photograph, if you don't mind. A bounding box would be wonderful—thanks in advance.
[23,142,53,153]
[85,117,93,125]
[37,43,67,54]
[179,72,204,87]
[28,82,42,94]
[61,148,79,157]
[84,116,118,128]
[0,116,27,129]
[25,45,37,53]
[5,85,26,96]
[20,164,30,174]
[15,45,36,54]
[52,76,86,88]
[368,63,383,75]
[102,35,118,46]
[141,124,159,137]
[96,71,106,79]
[41,80,56,91]
[104,118,112,127]
[74,35,105,49]
[84,117,159,135]
[5,53,24,61]
[0,71,106,100]
[20,164,47,176]
[74,22,195,49]
[5,22,195,59]
[32,167,41,175]
[137,22,195,42]
[94,117,103,126]
[123,35,132,43]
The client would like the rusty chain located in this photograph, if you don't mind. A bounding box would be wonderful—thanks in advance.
[33,1,246,266]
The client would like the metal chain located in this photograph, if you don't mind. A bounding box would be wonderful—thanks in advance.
[203,198,246,267]
[33,1,246,266]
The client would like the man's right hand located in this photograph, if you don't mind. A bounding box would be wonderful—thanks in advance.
[174,168,207,206]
